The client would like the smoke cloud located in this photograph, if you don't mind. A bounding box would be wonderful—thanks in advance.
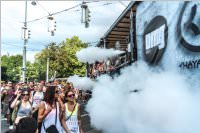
[68,75,95,90]
[76,47,125,64]
[86,61,200,133]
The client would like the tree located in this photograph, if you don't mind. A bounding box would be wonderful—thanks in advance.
[35,42,58,80]
[35,36,87,79]
[1,55,22,82]
[1,36,88,82]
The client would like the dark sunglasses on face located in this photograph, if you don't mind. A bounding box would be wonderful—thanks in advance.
[22,94,29,96]
[67,94,75,98]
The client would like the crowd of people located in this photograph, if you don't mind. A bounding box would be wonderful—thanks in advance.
[88,54,127,79]
[1,80,87,133]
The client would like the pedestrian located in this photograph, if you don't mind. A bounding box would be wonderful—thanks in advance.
[10,89,32,126]
[1,81,6,91]
[28,81,35,93]
[2,81,15,129]
[61,90,84,133]
[38,86,64,133]
[30,84,44,124]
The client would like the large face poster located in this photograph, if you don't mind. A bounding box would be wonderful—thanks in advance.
[136,1,200,71]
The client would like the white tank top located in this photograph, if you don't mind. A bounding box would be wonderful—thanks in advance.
[65,103,80,133]
[41,102,63,133]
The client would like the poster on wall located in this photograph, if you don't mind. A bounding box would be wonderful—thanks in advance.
[137,1,200,70]
[145,24,165,52]
[143,16,168,64]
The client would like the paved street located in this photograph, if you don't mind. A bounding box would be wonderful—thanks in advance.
[81,114,102,133]
[1,115,9,133]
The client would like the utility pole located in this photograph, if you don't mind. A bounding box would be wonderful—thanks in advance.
[46,57,49,83]
[22,0,36,82]
[46,45,49,83]
[22,0,28,82]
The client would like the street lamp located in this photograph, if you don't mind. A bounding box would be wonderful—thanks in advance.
[31,1,37,6]
[21,0,36,82]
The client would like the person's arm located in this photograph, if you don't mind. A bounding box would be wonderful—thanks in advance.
[11,93,21,108]
[29,91,34,103]
[2,89,8,95]
[14,85,20,95]
[37,102,52,123]
[78,104,84,133]
[61,107,70,133]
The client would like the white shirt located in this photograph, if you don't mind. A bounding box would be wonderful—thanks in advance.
[41,102,63,133]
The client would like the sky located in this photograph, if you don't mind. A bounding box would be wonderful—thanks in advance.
[1,0,130,63]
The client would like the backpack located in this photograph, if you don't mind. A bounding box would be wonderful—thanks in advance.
[11,101,22,123]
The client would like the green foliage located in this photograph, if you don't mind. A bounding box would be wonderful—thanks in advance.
[1,55,22,82]
[1,36,87,82]
[26,61,44,82]
[35,36,87,79]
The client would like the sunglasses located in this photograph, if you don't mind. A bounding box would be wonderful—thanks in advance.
[67,94,75,98]
[22,94,29,96]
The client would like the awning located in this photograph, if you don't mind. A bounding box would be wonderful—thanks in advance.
[98,2,140,51]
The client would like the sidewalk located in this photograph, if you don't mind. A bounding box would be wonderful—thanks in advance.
[1,115,10,133]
